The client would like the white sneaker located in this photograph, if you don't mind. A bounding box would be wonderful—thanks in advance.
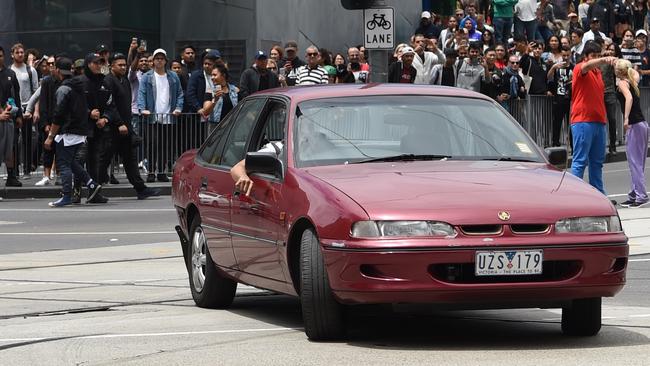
[35,177,51,186]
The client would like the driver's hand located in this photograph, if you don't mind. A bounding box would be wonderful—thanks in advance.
[235,175,254,196]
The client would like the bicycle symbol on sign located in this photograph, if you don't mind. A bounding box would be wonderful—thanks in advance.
[366,13,391,30]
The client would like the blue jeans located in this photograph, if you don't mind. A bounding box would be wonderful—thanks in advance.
[536,25,553,42]
[571,122,607,194]
[493,17,513,45]
[56,140,91,196]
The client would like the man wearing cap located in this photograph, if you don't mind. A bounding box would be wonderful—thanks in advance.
[567,12,583,34]
[80,52,118,203]
[137,48,184,183]
[102,52,160,200]
[587,0,615,38]
[581,18,611,49]
[73,59,84,76]
[239,50,280,98]
[388,46,417,83]
[415,11,441,39]
[96,44,111,75]
[635,30,650,86]
[43,58,102,207]
[281,41,306,86]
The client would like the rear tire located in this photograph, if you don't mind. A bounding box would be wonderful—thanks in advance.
[300,228,345,341]
[188,216,237,309]
[561,297,602,336]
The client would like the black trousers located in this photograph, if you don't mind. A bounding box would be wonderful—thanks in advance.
[604,96,618,149]
[552,98,571,148]
[12,118,34,175]
[114,134,146,192]
[87,130,113,184]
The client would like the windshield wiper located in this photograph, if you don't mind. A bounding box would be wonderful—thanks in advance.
[481,157,539,162]
[352,154,452,164]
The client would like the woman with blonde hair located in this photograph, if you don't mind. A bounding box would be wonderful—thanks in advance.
[615,59,649,208]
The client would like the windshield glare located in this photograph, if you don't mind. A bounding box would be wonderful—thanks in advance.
[294,96,543,168]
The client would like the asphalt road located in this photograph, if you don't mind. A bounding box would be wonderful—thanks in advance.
[0,161,648,365]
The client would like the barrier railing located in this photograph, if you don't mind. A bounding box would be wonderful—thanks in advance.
[10,88,650,181]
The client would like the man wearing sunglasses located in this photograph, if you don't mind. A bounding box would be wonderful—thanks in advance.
[295,46,328,85]
[239,50,279,98]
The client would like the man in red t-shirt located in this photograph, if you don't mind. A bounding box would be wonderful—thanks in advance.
[388,47,417,83]
[569,41,617,195]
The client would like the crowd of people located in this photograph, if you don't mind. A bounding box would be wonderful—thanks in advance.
[0,0,648,207]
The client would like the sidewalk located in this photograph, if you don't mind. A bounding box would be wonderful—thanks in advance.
[618,205,650,256]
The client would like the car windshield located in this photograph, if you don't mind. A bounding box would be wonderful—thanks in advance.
[293,96,544,168]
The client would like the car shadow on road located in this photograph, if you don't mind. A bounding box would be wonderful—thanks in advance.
[227,294,650,350]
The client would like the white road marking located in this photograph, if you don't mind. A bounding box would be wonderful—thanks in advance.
[629,314,650,318]
[0,221,23,225]
[0,327,299,343]
[0,209,175,212]
[629,258,650,262]
[608,192,650,198]
[0,231,175,236]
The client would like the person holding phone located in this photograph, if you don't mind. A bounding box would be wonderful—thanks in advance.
[411,34,445,84]
[280,41,306,86]
[201,61,238,134]
[547,46,574,147]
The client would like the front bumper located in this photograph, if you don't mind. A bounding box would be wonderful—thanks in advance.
[321,243,628,305]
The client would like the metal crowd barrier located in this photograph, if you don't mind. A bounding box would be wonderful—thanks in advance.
[11,88,650,180]
[505,88,647,149]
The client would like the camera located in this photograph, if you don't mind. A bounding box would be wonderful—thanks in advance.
[350,62,361,71]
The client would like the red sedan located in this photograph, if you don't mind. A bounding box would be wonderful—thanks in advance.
[172,84,627,340]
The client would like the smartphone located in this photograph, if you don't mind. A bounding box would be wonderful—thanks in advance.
[132,37,138,43]
[140,39,147,51]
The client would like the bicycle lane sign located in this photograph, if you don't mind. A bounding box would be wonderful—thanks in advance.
[363,7,394,49]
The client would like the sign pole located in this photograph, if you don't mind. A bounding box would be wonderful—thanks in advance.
[363,7,394,83]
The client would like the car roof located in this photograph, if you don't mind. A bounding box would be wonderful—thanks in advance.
[253,83,494,104]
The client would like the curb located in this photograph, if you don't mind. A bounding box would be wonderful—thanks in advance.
[0,182,171,199]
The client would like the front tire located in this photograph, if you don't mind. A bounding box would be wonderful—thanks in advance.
[300,228,345,341]
[188,216,237,309]
[561,297,602,336]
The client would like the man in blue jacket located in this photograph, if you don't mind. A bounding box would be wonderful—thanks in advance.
[137,48,183,182]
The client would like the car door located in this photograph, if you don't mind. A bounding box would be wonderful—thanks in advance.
[193,107,239,269]
[229,99,288,282]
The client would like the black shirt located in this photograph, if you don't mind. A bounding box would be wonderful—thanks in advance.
[220,93,234,121]
[616,85,645,125]
[441,66,455,87]
[639,48,650,87]
[521,54,548,95]
[259,72,269,91]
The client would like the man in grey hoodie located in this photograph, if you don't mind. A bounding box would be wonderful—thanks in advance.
[456,43,491,92]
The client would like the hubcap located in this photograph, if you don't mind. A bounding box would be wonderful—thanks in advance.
[191,226,207,292]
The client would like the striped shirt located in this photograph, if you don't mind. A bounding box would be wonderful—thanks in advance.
[295,65,329,85]
[621,47,643,67]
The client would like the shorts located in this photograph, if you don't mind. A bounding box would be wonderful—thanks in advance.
[0,121,15,162]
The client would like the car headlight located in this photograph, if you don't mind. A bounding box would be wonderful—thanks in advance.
[351,220,456,238]
[555,216,622,233]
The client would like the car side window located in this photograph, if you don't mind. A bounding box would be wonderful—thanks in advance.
[221,98,267,167]
[197,110,235,166]
[254,101,287,151]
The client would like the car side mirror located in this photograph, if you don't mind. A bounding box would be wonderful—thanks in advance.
[545,147,567,169]
[245,152,283,179]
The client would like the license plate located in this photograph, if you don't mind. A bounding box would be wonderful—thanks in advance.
[475,250,543,276]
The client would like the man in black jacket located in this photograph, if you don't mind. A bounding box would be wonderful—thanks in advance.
[43,58,101,207]
[0,46,23,188]
[388,47,417,83]
[239,51,279,98]
[103,52,160,200]
[81,52,118,203]
[36,57,62,186]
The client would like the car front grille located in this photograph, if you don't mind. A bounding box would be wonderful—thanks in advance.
[510,224,551,235]
[459,225,503,235]
[428,260,581,284]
